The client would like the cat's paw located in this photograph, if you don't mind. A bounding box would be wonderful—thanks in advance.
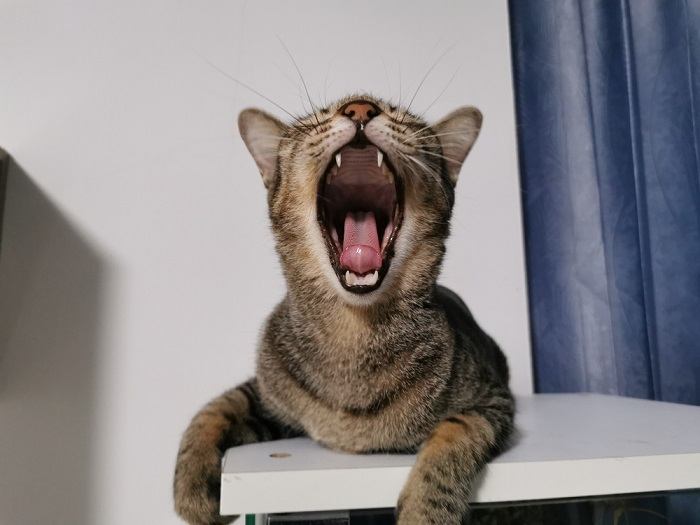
[173,443,234,525]
[396,475,463,525]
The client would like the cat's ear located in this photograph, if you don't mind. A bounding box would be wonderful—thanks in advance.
[238,108,287,188]
[432,106,483,186]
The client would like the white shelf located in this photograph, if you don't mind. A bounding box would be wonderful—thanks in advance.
[221,394,700,515]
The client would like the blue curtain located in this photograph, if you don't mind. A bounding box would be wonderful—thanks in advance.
[510,0,700,521]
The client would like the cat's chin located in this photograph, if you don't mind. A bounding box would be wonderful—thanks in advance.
[316,139,404,295]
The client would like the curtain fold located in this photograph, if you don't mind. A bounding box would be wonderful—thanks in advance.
[510,0,700,403]
[510,1,700,521]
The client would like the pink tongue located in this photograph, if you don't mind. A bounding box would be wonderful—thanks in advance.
[340,211,382,274]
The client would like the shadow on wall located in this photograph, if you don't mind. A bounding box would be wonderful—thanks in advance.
[0,157,107,525]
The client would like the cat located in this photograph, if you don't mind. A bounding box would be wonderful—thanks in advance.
[173,95,514,525]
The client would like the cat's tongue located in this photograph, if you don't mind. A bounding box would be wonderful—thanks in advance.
[340,211,382,274]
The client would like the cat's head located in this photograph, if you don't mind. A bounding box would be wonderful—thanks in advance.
[238,94,481,307]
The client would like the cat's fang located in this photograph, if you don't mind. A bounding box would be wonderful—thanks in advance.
[365,270,379,286]
[335,153,342,168]
[345,270,355,286]
[377,150,383,167]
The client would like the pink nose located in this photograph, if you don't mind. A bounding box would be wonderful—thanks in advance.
[340,101,379,124]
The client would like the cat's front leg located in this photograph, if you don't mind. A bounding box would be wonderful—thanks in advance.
[396,401,513,525]
[173,379,295,525]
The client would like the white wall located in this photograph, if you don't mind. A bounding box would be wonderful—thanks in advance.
[0,1,531,524]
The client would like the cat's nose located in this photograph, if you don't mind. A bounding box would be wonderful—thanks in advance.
[340,101,380,125]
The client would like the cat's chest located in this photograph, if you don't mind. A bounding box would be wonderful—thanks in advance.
[258,345,450,452]
[301,345,406,408]
[266,375,437,452]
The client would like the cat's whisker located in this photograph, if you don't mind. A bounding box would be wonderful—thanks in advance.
[297,94,312,117]
[404,123,435,140]
[412,148,463,166]
[397,150,429,182]
[404,131,471,142]
[399,45,454,127]
[196,53,315,136]
[322,59,335,109]
[273,60,309,101]
[400,151,438,177]
[277,36,323,132]
[414,66,460,123]
[398,150,451,205]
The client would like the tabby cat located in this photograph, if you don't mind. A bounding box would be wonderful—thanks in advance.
[173,95,514,524]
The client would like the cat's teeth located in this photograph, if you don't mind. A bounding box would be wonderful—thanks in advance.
[364,270,379,286]
[335,153,342,168]
[344,270,379,287]
[377,150,383,167]
[345,270,355,286]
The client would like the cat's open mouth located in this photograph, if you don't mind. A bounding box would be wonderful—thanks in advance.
[317,142,403,293]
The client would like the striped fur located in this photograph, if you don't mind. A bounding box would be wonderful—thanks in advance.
[173,380,300,524]
[173,95,514,524]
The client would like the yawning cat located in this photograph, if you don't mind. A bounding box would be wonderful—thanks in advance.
[173,95,514,524]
